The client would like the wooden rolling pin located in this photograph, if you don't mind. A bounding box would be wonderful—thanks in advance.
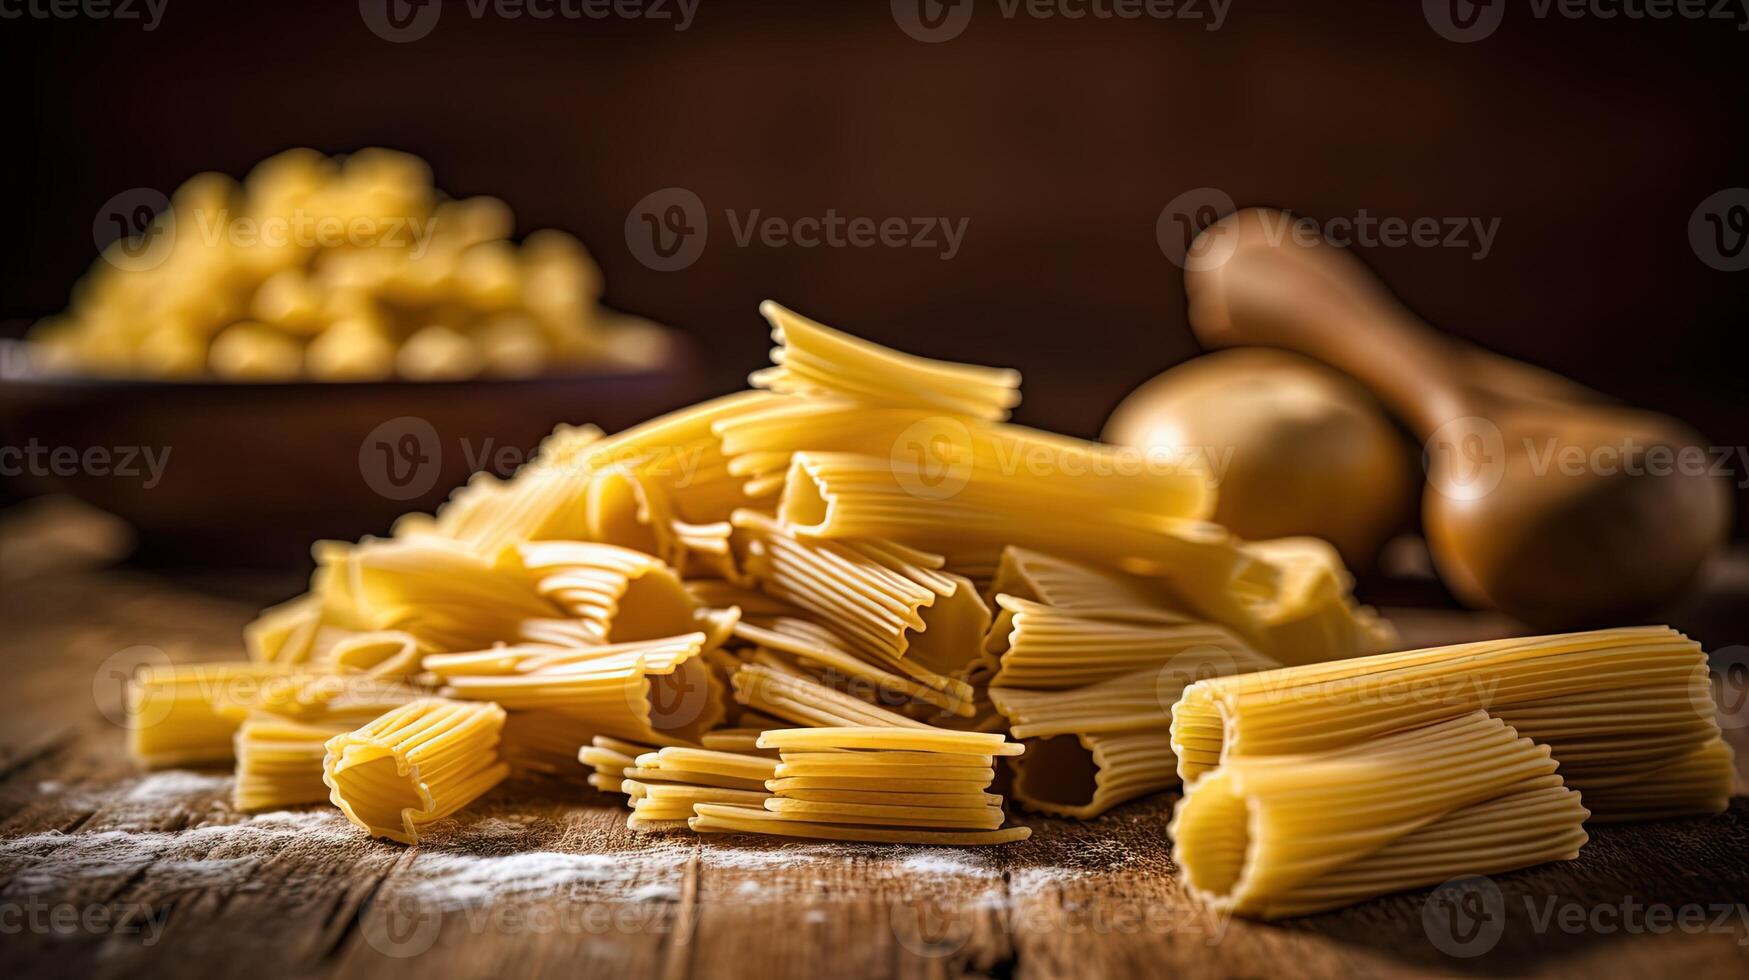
[1183,207,1731,627]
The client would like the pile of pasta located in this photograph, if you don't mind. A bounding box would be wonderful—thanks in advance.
[116,301,1733,916]
[29,149,670,380]
[1168,626,1734,918]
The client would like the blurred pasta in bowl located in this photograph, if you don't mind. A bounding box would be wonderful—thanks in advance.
[0,149,702,563]
[27,148,672,381]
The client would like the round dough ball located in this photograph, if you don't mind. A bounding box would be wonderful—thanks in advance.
[1103,348,1414,570]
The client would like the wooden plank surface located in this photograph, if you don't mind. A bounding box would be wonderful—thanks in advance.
[1,563,1746,980]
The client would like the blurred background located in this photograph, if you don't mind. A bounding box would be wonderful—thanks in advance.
[1,0,1745,599]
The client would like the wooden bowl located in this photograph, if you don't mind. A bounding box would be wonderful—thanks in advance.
[0,338,707,567]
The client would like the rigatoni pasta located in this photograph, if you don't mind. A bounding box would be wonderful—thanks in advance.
[323,698,509,845]
[1170,711,1589,918]
[684,726,1031,844]
[128,662,331,768]
[1169,625,1732,821]
[186,296,1734,890]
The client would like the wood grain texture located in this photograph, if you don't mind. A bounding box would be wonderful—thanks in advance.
[1,564,1745,980]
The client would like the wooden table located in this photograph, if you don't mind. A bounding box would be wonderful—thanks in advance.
[2,561,1746,980]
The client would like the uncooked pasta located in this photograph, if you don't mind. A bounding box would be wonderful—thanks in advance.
[1170,711,1589,918]
[167,298,1729,900]
[322,698,509,845]
[681,726,1030,844]
[1169,625,1732,821]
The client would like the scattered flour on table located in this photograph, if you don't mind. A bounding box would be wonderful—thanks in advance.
[122,771,231,804]
[629,882,681,901]
[6,770,1148,912]
[0,810,362,895]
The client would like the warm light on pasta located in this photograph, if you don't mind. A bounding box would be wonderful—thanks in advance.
[323,698,509,845]
[1170,711,1589,919]
[1169,625,1732,821]
[30,148,668,380]
[192,297,1731,880]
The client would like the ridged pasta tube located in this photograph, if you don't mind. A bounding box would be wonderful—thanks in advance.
[1170,711,1589,918]
[323,698,509,845]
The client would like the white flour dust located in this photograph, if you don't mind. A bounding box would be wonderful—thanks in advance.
[6,769,1148,913]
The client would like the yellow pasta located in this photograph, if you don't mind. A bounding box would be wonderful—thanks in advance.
[579,735,650,793]
[623,747,777,830]
[755,726,1024,756]
[234,693,414,811]
[31,149,649,381]
[679,726,1030,843]
[985,597,1268,690]
[750,301,1021,421]
[990,642,1279,818]
[734,617,975,715]
[730,663,932,730]
[1008,731,1177,820]
[500,710,600,779]
[1170,625,1731,821]
[212,300,1431,855]
[1170,711,1589,918]
[689,805,1032,845]
[712,397,1211,526]
[430,631,727,746]
[128,662,333,768]
[328,630,425,677]
[323,698,509,845]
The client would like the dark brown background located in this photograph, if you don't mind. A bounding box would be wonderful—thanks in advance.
[3,0,1746,518]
